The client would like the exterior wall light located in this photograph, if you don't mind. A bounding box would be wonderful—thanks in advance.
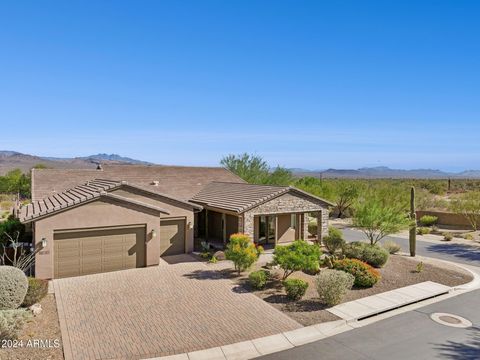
[41,238,48,248]
[187,222,193,230]
[151,229,157,238]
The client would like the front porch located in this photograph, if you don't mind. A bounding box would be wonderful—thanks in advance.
[194,208,325,250]
[191,182,333,251]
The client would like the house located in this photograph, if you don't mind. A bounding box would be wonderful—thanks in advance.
[20,165,332,279]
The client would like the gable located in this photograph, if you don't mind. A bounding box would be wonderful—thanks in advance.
[245,192,328,215]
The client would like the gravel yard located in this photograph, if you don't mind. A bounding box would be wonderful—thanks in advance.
[247,255,473,326]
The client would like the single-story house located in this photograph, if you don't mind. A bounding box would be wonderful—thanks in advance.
[20,165,332,279]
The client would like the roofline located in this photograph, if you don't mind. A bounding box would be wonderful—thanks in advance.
[237,186,334,213]
[20,193,169,223]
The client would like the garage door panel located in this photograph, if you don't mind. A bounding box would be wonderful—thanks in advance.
[160,219,185,256]
[54,226,146,278]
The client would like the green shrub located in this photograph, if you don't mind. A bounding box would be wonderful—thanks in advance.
[0,266,28,310]
[342,242,389,268]
[283,278,308,301]
[308,221,318,236]
[225,233,263,275]
[323,227,345,254]
[463,233,474,240]
[22,278,49,307]
[273,240,321,280]
[417,227,431,235]
[315,269,354,306]
[419,215,438,227]
[0,309,31,340]
[415,261,424,273]
[443,232,453,241]
[383,240,401,254]
[248,270,270,290]
[334,258,380,287]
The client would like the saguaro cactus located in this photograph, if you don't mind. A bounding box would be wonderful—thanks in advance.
[409,186,416,257]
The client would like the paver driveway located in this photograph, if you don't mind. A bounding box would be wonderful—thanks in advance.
[54,255,301,360]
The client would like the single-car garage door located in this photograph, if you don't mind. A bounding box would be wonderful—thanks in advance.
[53,226,146,278]
[160,218,186,256]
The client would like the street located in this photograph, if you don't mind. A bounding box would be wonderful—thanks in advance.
[259,288,480,360]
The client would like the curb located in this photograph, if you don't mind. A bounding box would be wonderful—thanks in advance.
[144,257,480,360]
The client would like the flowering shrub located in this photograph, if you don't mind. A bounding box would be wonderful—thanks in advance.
[333,258,380,287]
[225,233,263,275]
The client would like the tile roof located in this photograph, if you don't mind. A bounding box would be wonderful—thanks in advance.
[20,179,171,222]
[31,164,245,202]
[191,182,334,213]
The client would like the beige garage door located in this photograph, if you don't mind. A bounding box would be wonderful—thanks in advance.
[160,219,186,256]
[53,226,146,278]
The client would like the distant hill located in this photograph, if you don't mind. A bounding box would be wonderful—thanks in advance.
[291,166,480,179]
[0,151,154,175]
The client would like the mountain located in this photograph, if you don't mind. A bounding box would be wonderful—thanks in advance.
[290,166,480,179]
[0,151,154,175]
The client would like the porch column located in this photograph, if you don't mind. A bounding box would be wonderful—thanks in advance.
[274,215,279,245]
[302,213,309,240]
[316,211,323,245]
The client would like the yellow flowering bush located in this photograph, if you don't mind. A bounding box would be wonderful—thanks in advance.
[225,233,263,275]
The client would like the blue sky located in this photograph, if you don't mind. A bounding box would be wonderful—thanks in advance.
[1,1,479,171]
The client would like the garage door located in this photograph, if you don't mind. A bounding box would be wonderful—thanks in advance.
[53,226,146,278]
[160,219,186,256]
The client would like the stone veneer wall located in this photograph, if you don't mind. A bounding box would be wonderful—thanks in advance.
[242,192,329,240]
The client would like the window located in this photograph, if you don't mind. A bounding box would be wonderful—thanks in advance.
[291,214,297,229]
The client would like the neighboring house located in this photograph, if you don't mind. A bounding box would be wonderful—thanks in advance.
[20,165,332,279]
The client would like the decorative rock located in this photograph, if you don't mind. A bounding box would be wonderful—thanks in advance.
[29,303,42,316]
[213,251,226,261]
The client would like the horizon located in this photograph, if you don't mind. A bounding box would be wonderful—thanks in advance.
[2,1,480,171]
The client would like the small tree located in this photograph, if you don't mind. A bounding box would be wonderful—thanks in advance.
[450,192,480,231]
[225,233,262,275]
[334,182,359,218]
[353,199,410,245]
[323,226,345,254]
[273,240,321,280]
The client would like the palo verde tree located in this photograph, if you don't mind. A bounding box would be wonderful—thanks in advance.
[450,191,480,231]
[220,153,293,185]
[353,197,410,245]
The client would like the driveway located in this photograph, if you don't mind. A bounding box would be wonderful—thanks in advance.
[54,255,301,360]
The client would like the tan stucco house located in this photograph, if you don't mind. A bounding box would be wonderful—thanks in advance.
[20,165,332,279]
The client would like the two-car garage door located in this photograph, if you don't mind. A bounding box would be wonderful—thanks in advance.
[54,226,146,279]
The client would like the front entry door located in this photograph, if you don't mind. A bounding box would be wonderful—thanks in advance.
[258,215,276,245]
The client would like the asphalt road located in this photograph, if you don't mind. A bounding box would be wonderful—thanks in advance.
[341,228,480,267]
[259,288,480,360]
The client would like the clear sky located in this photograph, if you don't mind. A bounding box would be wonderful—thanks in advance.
[1,1,479,171]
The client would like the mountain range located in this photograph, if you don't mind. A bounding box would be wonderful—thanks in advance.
[1,151,480,178]
[0,151,152,175]
[290,166,480,179]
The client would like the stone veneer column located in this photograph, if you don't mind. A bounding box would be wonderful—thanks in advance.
[302,213,309,240]
[242,212,254,240]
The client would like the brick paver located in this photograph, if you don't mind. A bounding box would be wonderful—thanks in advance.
[54,255,301,360]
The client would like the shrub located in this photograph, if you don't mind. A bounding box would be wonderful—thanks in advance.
[225,233,263,275]
[0,309,31,339]
[343,242,389,268]
[417,227,431,235]
[463,233,474,241]
[315,269,354,306]
[443,232,453,241]
[415,261,424,273]
[383,240,401,254]
[334,259,380,287]
[283,278,308,301]
[323,227,345,254]
[419,215,438,227]
[22,278,49,307]
[273,240,321,280]
[248,270,269,290]
[308,221,318,237]
[0,266,28,310]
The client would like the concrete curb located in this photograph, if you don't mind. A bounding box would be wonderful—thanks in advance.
[144,257,480,360]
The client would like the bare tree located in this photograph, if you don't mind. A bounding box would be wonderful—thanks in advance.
[0,231,39,272]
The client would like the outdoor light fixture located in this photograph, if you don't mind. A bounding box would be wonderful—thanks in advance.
[187,222,192,230]
[41,238,48,248]
[151,229,157,238]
